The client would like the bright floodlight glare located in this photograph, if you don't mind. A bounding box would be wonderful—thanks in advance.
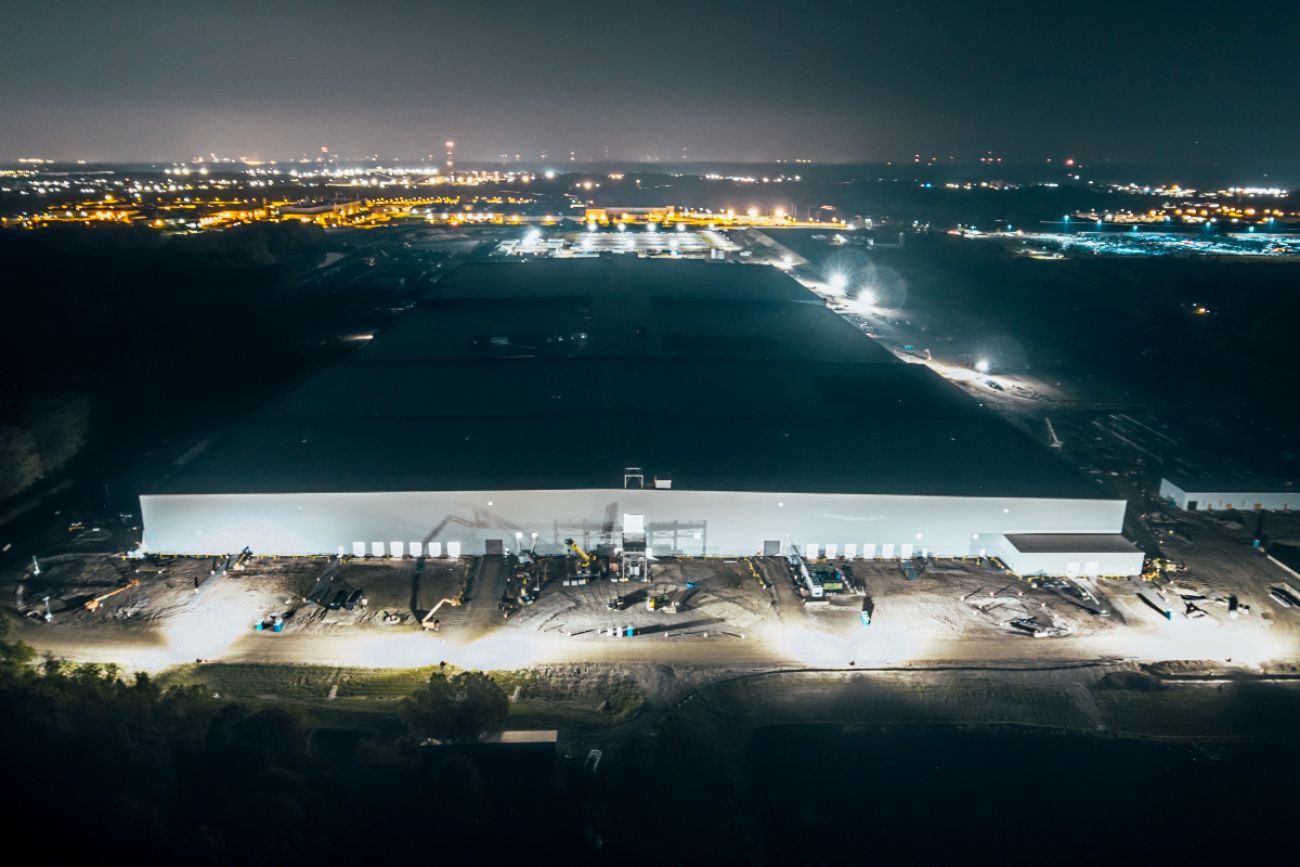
[859,289,876,307]
[974,358,990,374]
[828,272,849,292]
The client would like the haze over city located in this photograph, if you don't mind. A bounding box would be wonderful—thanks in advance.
[2,0,1298,175]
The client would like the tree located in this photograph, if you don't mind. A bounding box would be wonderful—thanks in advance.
[403,671,509,743]
[22,392,90,474]
[0,425,43,498]
[0,618,36,677]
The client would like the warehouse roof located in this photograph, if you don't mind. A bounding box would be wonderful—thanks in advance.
[1163,475,1297,494]
[156,258,1101,499]
[1003,534,1141,554]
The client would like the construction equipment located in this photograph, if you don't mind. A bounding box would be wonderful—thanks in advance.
[85,578,140,611]
[620,514,649,581]
[565,538,601,580]
[812,566,845,594]
[788,546,823,599]
[1140,556,1187,581]
[232,546,254,571]
[420,596,461,629]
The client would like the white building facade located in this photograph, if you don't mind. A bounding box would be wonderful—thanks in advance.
[140,487,1139,575]
[1160,477,1300,512]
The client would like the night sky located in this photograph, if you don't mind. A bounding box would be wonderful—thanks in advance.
[2,0,1297,170]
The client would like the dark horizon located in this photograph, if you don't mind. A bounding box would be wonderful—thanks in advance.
[3,0,1297,176]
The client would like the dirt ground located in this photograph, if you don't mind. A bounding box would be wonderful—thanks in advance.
[8,505,1300,667]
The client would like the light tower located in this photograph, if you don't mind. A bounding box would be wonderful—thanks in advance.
[445,140,455,178]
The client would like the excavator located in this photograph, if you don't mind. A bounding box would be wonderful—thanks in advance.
[84,578,140,611]
[1140,556,1187,582]
[564,538,601,580]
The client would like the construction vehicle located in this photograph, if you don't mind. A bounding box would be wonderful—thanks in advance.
[565,538,601,581]
[646,593,671,612]
[788,547,823,599]
[420,596,461,629]
[812,566,845,594]
[1140,556,1187,581]
[84,578,140,611]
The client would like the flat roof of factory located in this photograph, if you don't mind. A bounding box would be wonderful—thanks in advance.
[1003,534,1140,554]
[154,258,1101,499]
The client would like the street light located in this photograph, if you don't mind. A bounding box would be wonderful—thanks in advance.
[974,358,990,374]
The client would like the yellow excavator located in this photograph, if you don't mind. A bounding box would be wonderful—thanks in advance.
[85,578,140,611]
[564,538,600,579]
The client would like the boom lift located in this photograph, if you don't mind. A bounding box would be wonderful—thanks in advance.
[420,597,461,629]
[85,578,140,611]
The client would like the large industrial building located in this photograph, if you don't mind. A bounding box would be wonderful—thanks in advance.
[140,258,1143,576]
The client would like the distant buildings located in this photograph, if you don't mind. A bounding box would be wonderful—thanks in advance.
[1160,476,1299,512]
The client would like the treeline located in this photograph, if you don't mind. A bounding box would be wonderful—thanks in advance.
[0,393,89,498]
[0,624,574,865]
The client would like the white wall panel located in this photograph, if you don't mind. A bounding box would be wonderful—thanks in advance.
[141,488,1128,558]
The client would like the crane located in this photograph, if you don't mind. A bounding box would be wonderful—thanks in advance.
[84,578,140,611]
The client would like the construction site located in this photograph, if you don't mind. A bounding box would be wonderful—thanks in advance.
[137,258,1142,578]
[7,247,1300,866]
[15,495,1300,676]
[11,253,1300,673]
